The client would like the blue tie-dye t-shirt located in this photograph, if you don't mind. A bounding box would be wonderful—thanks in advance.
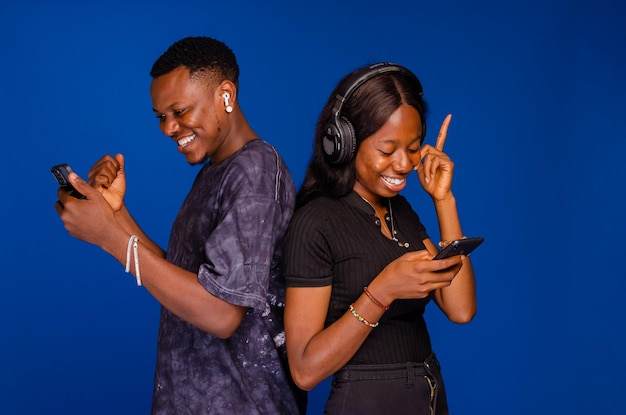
[151,139,305,415]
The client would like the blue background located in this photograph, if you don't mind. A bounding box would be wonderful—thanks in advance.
[1,0,625,414]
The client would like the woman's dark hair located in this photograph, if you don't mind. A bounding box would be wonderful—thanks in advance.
[150,36,239,87]
[296,66,428,208]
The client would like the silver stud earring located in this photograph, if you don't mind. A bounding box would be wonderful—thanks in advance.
[223,92,233,113]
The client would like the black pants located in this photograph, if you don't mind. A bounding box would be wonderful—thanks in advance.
[324,354,448,415]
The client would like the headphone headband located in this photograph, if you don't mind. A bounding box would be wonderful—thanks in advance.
[322,62,425,164]
[332,62,423,113]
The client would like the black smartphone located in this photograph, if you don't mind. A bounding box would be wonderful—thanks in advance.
[51,163,86,199]
[433,236,484,259]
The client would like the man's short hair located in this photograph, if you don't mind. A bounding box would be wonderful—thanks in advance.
[150,36,239,87]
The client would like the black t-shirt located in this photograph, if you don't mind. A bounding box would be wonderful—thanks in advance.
[283,191,435,365]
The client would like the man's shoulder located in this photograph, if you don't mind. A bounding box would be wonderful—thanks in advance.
[238,138,280,160]
[218,139,294,202]
[228,139,286,174]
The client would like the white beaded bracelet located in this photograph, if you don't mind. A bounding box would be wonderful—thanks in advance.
[125,234,142,286]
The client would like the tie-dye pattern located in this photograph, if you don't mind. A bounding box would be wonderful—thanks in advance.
[151,140,305,414]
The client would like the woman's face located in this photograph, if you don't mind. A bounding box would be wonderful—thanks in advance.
[353,104,423,205]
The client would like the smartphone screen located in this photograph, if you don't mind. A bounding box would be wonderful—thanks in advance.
[433,236,484,260]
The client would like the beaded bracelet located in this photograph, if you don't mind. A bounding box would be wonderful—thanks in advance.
[349,304,379,328]
[363,287,390,311]
[125,234,142,286]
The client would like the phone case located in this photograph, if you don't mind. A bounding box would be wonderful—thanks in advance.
[433,236,484,259]
[51,163,86,199]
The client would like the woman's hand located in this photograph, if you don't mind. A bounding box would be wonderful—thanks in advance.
[88,153,126,212]
[416,114,455,201]
[369,249,464,304]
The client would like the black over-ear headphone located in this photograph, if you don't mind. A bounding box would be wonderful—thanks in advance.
[321,62,425,164]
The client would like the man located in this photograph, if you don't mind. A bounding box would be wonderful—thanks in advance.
[55,36,306,414]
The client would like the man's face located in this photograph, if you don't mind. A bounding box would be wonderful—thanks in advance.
[150,66,228,165]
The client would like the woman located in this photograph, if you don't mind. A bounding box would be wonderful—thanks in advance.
[282,62,477,414]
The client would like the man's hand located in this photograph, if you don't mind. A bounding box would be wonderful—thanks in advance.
[88,153,126,212]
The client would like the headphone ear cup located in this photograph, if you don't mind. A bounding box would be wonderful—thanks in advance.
[322,122,341,163]
[322,117,356,164]
[336,116,356,164]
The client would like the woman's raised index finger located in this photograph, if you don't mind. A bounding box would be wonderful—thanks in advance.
[435,114,452,151]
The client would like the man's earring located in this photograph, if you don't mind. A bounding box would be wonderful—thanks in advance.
[223,92,233,113]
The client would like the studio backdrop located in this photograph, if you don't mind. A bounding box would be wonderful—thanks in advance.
[1,1,625,414]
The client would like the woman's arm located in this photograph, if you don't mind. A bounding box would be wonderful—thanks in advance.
[426,194,477,324]
[285,285,384,391]
[285,251,464,391]
[416,115,476,324]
